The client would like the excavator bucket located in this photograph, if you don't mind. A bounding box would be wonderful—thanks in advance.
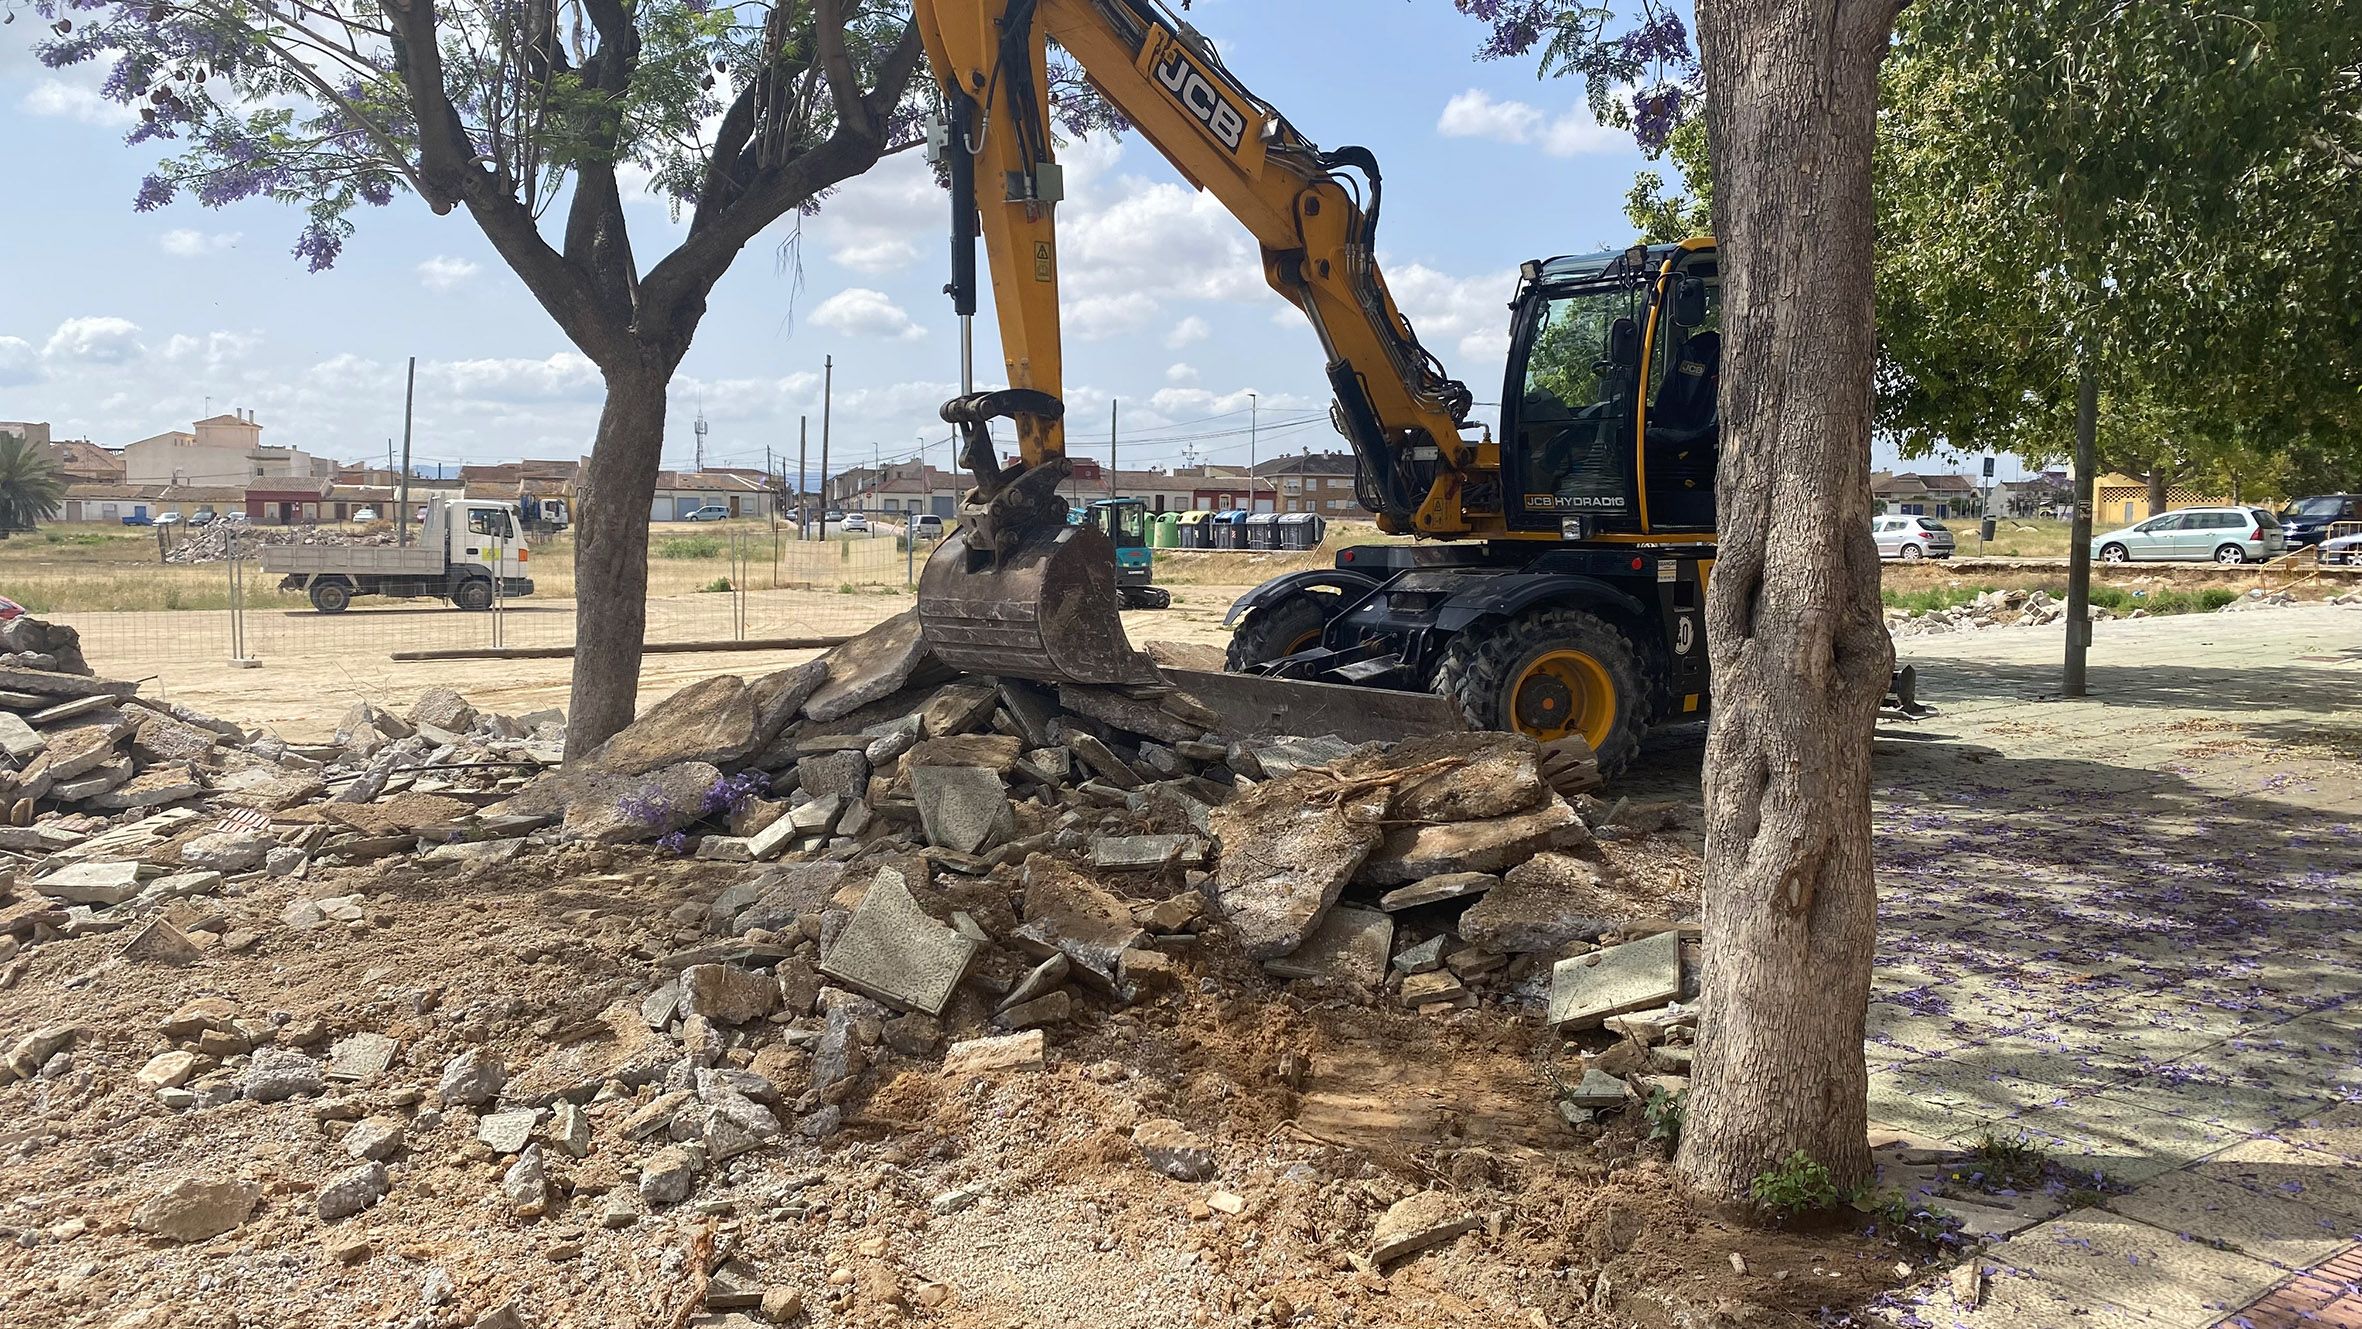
[917,520,1164,687]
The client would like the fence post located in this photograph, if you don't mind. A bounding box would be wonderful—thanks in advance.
[226,527,259,668]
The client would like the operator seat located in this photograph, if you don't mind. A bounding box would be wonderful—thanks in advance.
[1644,329,1720,528]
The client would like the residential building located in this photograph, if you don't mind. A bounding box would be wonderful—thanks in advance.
[1253,452,1361,515]
[123,411,319,487]
[44,439,124,483]
[0,421,53,448]
[1870,471,1979,518]
[1994,471,2070,519]
[650,470,777,521]
[2089,472,2238,527]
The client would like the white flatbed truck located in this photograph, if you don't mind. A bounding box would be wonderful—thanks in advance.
[263,498,534,613]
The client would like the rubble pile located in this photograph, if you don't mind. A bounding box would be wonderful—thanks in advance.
[0,608,1734,1326]
[163,523,395,565]
[1884,587,2116,636]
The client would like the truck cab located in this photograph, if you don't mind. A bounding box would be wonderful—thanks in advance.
[263,497,532,612]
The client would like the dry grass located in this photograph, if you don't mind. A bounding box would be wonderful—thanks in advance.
[0,520,916,613]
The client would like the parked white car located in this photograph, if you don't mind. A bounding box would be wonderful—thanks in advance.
[1873,515,1957,560]
[2092,506,2286,564]
[2319,530,2362,567]
[841,513,872,534]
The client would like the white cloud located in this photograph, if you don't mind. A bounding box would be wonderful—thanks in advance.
[810,288,926,341]
[21,79,135,127]
[803,151,940,278]
[0,337,40,387]
[1064,292,1159,341]
[432,352,603,404]
[161,331,262,372]
[159,229,241,257]
[1165,316,1211,349]
[1437,89,1621,157]
[43,317,143,366]
[417,256,482,292]
[833,238,920,275]
[1165,362,1200,384]
[1383,260,1519,366]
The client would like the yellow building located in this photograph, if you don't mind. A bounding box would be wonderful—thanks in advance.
[2090,473,2239,526]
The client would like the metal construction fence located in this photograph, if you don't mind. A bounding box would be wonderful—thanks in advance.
[54,524,919,673]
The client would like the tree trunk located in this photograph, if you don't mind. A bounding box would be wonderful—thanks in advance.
[1678,0,1897,1199]
[565,357,674,757]
[2145,468,2169,516]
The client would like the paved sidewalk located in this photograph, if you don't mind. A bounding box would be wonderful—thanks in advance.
[1865,604,2362,1326]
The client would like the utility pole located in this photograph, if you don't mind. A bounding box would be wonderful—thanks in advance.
[2063,355,2100,697]
[819,356,833,542]
[1248,390,1259,513]
[1110,399,1119,501]
[765,445,776,533]
[397,356,415,548]
[797,416,809,540]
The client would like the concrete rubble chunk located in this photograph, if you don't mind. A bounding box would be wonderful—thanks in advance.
[32,861,147,905]
[1370,1191,1479,1264]
[996,990,1071,1030]
[817,867,979,1016]
[1400,969,1469,1007]
[1065,731,1141,788]
[1056,685,1203,745]
[583,674,758,775]
[438,1049,505,1105]
[1207,767,1387,960]
[797,749,870,801]
[997,953,1070,1013]
[680,963,781,1025]
[803,609,948,724]
[317,1161,390,1221]
[1247,735,1357,778]
[133,1178,260,1242]
[1566,1067,1629,1107]
[92,769,209,810]
[241,1048,325,1103]
[1133,1118,1216,1181]
[1377,871,1500,912]
[344,1117,406,1161]
[910,765,1014,854]
[920,679,1002,737]
[1014,855,1149,992]
[132,712,222,767]
[909,732,1024,772]
[639,1145,702,1206]
[1391,935,1449,975]
[749,659,828,744]
[505,1003,672,1105]
[120,917,202,964]
[407,687,477,732]
[502,1145,548,1215]
[1263,907,1393,987]
[941,1029,1045,1076]
[0,663,135,700]
[41,720,131,781]
[1549,931,1683,1031]
[0,711,43,761]
[138,1050,201,1090]
[732,861,850,932]
[178,829,276,873]
[477,1108,541,1154]
[554,761,725,844]
[1090,833,1208,871]
[1458,851,1636,953]
[1359,792,1590,886]
[1385,731,1550,821]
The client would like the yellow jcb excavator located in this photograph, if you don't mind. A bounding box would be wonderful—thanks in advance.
[908,0,1806,777]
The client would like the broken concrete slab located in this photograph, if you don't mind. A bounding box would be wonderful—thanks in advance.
[749,660,827,745]
[796,749,869,802]
[680,964,781,1025]
[1398,969,1469,1007]
[407,687,477,731]
[997,953,1070,1013]
[1089,833,1207,872]
[1565,1068,1630,1108]
[1056,685,1203,746]
[731,861,851,933]
[0,664,134,701]
[1386,731,1549,821]
[555,761,725,844]
[1370,1191,1478,1264]
[1457,851,1636,952]
[1391,934,1449,974]
[920,680,1001,738]
[1014,855,1149,993]
[582,675,758,776]
[1359,792,1589,886]
[803,609,950,724]
[30,861,149,905]
[1065,731,1141,788]
[1377,871,1500,912]
[1207,767,1387,960]
[91,769,209,810]
[910,765,1013,855]
[120,917,202,964]
[1548,931,1682,1031]
[1133,1118,1215,1181]
[41,719,132,781]
[27,694,121,727]
[0,712,43,762]
[817,867,979,1017]
[131,712,221,767]
[996,990,1071,1030]
[909,733,1024,772]
[1262,907,1393,987]
[47,756,130,802]
[503,1003,672,1105]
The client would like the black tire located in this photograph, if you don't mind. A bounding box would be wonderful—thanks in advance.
[452,579,494,611]
[1121,586,1172,611]
[2099,543,2131,564]
[1900,543,1925,560]
[2214,543,2248,565]
[1225,592,1332,671]
[308,580,352,614]
[1435,606,1651,779]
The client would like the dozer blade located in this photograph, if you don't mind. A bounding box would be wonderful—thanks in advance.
[1160,668,1469,745]
[918,521,1163,687]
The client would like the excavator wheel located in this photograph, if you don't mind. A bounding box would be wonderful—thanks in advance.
[1224,592,1333,671]
[1435,606,1650,779]
[1120,586,1173,611]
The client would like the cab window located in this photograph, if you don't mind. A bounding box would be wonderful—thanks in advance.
[467,508,515,539]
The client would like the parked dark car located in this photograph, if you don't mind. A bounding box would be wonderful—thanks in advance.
[2279,495,2361,547]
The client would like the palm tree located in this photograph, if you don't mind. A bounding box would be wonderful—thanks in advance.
[0,432,67,537]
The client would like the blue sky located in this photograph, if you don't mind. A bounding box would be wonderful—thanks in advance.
[0,2,1774,484]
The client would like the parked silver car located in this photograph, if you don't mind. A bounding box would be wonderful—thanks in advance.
[2092,506,2286,564]
[1873,515,1957,560]
[2319,531,2362,567]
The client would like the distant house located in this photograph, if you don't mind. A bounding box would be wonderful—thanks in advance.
[2089,472,2241,527]
[650,470,776,521]
[124,411,319,488]
[0,421,53,448]
[44,439,124,483]
[1255,453,1360,515]
[1870,471,1979,518]
[59,483,163,523]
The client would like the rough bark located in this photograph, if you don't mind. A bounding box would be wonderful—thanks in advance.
[565,358,677,758]
[2145,468,2169,516]
[1677,0,1899,1199]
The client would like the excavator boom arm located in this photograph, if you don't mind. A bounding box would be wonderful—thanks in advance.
[912,0,1489,536]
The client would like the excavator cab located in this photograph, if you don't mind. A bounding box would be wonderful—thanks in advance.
[1503,241,1721,537]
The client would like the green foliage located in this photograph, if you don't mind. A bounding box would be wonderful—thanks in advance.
[1851,1184,1962,1245]
[1961,1129,2049,1191]
[1749,1151,1842,1217]
[656,536,724,560]
[699,576,734,594]
[44,531,109,547]
[1642,1086,1687,1149]
[1624,118,1712,243]
[1884,583,2239,618]
[0,432,66,534]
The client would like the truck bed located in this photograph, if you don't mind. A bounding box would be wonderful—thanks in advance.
[261,546,446,577]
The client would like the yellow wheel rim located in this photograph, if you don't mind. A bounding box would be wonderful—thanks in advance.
[1509,650,1617,747]
[1283,627,1323,656]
